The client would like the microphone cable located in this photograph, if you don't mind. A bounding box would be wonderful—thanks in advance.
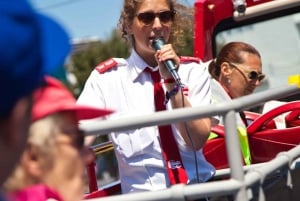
[152,38,209,199]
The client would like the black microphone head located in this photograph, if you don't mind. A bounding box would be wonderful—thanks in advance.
[151,38,165,51]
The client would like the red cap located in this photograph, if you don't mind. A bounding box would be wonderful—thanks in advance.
[32,76,113,122]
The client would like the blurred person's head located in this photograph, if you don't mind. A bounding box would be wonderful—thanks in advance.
[209,41,264,98]
[3,76,113,201]
[0,0,70,185]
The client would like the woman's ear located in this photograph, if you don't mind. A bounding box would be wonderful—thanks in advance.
[220,62,233,76]
[21,144,43,179]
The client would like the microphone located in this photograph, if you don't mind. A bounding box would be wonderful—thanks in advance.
[151,38,181,84]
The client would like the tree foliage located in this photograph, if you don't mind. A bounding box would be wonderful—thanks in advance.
[70,5,194,96]
[70,30,130,96]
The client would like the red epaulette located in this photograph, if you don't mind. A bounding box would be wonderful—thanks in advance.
[180,56,201,63]
[95,58,118,74]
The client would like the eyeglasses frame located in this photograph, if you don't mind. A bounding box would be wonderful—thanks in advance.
[135,10,176,26]
[227,62,265,82]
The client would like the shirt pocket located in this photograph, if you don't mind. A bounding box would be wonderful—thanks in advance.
[109,111,159,159]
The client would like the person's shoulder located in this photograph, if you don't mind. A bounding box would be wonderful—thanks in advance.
[95,58,127,74]
[7,184,63,201]
[179,56,202,64]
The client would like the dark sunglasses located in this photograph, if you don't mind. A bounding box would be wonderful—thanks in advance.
[60,128,85,150]
[229,62,265,82]
[74,129,85,150]
[136,10,175,26]
[248,71,265,81]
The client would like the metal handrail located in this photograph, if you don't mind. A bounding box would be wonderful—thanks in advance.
[81,84,300,201]
[86,147,300,201]
[80,85,299,136]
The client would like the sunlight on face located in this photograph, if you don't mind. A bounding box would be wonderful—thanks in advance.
[228,52,263,98]
[43,112,93,201]
[129,0,173,62]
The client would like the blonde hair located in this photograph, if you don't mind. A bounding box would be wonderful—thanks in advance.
[3,113,62,192]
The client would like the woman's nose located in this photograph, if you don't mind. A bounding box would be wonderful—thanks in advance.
[254,79,261,86]
[152,16,163,29]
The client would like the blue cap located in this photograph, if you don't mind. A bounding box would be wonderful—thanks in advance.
[0,0,71,116]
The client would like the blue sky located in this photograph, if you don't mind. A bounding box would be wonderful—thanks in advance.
[29,0,195,41]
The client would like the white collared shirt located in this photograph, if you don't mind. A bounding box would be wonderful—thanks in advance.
[77,50,215,193]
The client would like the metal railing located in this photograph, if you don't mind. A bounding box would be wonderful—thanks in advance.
[81,84,300,201]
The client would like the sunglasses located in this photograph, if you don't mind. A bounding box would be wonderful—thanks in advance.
[229,62,265,82]
[136,10,175,26]
[58,128,85,150]
[73,129,85,150]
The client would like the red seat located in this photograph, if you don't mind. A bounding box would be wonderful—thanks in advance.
[203,124,246,169]
[247,135,295,163]
[244,111,276,129]
[285,109,300,127]
[247,101,300,164]
[204,109,288,169]
[244,111,261,125]
[203,135,228,169]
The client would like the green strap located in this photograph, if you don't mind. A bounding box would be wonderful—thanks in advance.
[237,126,251,165]
[208,132,218,140]
[208,127,251,165]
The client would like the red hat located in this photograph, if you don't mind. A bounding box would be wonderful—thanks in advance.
[32,76,113,122]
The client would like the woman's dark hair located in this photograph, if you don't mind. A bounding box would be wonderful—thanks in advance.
[208,41,261,79]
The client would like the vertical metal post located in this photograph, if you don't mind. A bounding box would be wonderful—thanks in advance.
[223,110,248,201]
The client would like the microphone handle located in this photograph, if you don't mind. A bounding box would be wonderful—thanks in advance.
[164,60,181,83]
[151,38,182,85]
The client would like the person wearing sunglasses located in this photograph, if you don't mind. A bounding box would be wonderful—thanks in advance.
[3,76,113,201]
[77,0,215,194]
[209,41,264,99]
[208,41,264,165]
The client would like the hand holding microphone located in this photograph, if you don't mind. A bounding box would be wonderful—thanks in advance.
[151,38,182,85]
